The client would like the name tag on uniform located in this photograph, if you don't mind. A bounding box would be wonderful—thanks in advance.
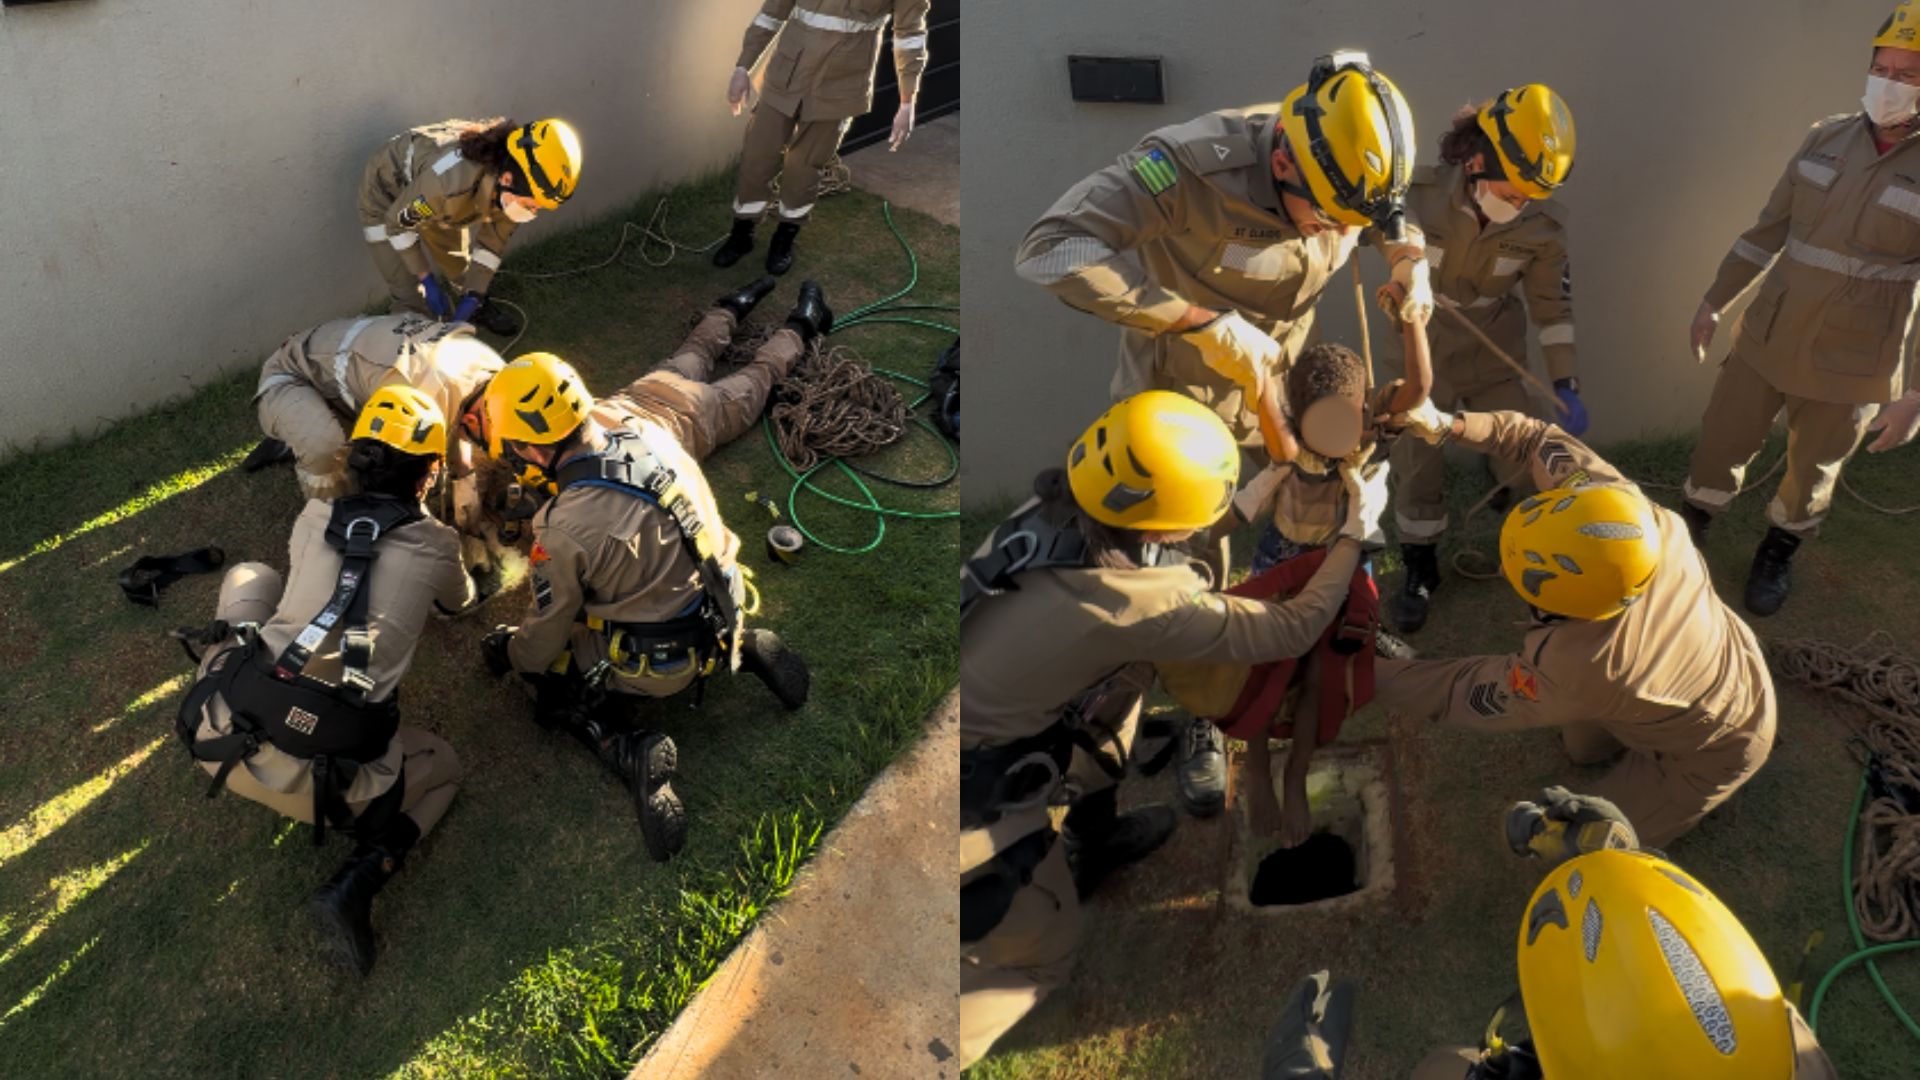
[1492,256,1527,278]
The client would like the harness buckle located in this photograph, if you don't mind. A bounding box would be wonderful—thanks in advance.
[340,668,376,694]
[998,530,1039,576]
[344,516,382,544]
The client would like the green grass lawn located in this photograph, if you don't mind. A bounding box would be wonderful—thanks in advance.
[0,173,958,1079]
[966,429,1920,1079]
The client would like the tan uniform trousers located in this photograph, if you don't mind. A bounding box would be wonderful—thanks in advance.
[365,221,479,315]
[203,562,461,840]
[733,105,851,222]
[1685,353,1877,536]
[257,381,356,502]
[611,311,802,462]
[1557,701,1774,850]
[1391,377,1535,542]
[958,835,1082,1070]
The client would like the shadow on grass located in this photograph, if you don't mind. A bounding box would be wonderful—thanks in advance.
[0,172,958,1079]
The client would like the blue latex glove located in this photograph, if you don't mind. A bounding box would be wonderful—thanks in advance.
[420,273,452,319]
[452,291,483,324]
[1554,381,1589,437]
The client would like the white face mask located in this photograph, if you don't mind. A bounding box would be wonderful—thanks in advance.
[1474,182,1522,225]
[501,199,538,224]
[1864,74,1920,126]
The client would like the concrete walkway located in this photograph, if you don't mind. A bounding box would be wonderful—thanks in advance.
[631,692,959,1080]
[845,112,959,226]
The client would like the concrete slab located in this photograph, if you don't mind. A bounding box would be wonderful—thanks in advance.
[631,691,959,1080]
[845,113,960,226]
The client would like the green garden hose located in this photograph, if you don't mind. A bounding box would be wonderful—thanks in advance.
[759,202,961,555]
[1807,766,1920,1041]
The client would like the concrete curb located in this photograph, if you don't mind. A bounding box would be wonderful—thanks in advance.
[631,690,959,1079]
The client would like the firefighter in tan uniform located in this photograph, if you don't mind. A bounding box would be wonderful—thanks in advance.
[1378,404,1775,848]
[1683,5,1920,617]
[476,297,825,861]
[1387,85,1583,634]
[959,391,1391,1069]
[358,117,581,334]
[1014,52,1432,453]
[715,0,930,275]
[249,313,505,503]
[1265,809,1836,1080]
[173,388,473,976]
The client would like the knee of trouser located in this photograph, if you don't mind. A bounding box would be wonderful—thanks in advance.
[218,562,283,624]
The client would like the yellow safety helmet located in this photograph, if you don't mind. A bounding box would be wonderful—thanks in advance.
[1876,1,1920,51]
[351,384,447,458]
[1517,850,1796,1080]
[1477,84,1576,201]
[1278,51,1416,237]
[1499,481,1660,620]
[1067,391,1238,532]
[482,352,593,459]
[505,118,583,210]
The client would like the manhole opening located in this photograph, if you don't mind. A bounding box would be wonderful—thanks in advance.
[1249,832,1359,906]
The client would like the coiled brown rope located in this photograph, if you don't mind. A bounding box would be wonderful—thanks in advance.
[768,341,907,471]
[1771,633,1920,942]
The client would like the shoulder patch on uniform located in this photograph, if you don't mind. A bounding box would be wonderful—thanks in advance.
[1537,440,1575,474]
[1182,130,1255,174]
[1508,662,1540,702]
[1468,681,1509,717]
[530,542,550,565]
[1131,147,1179,196]
[532,575,554,611]
[398,196,435,228]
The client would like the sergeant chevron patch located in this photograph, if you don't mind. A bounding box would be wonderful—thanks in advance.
[1538,441,1575,474]
[1468,681,1508,717]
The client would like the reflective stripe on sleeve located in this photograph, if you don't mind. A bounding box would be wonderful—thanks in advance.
[332,318,377,410]
[389,231,421,251]
[1785,236,1920,282]
[1016,236,1120,286]
[1731,238,1774,266]
[1538,324,1575,347]
[752,13,783,31]
[363,224,389,243]
[471,249,502,272]
[792,6,888,32]
[894,34,927,50]
[433,152,461,176]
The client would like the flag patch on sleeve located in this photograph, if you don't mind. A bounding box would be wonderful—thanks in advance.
[1131,148,1179,196]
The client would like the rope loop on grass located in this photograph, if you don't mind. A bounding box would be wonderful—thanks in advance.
[768,341,908,472]
[1772,632,1920,944]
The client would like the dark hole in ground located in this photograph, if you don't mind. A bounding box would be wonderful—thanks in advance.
[1249,832,1359,906]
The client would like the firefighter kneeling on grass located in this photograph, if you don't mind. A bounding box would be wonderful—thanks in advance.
[172,387,473,976]
[958,391,1391,1068]
[475,349,814,863]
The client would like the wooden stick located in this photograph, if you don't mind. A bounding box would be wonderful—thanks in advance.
[1351,260,1374,388]
[1436,295,1569,416]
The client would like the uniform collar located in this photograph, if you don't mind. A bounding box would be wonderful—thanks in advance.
[1248,111,1311,242]
[1857,110,1920,156]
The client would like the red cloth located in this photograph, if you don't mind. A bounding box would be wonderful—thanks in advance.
[1214,549,1378,743]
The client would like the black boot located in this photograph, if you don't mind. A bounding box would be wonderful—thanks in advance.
[605,730,686,862]
[1743,526,1802,617]
[766,221,802,276]
[1679,502,1713,549]
[712,217,757,268]
[472,297,522,337]
[1174,716,1226,819]
[305,844,403,976]
[716,275,778,321]
[740,628,810,710]
[1388,543,1441,633]
[240,437,293,472]
[1064,790,1176,900]
[783,280,834,344]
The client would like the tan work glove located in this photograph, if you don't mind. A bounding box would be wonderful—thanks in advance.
[1338,460,1390,549]
[1182,311,1279,399]
[1392,398,1455,446]
[727,66,752,115]
[1867,389,1920,452]
[1689,300,1720,363]
[890,100,917,150]
[1389,256,1434,324]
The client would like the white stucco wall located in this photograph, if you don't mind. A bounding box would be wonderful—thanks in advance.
[961,0,1878,500]
[0,0,765,455]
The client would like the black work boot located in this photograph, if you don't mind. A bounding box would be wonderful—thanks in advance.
[765,221,802,276]
[715,275,778,322]
[305,844,402,976]
[240,437,293,472]
[783,279,834,344]
[740,628,810,710]
[472,297,522,337]
[1064,790,1176,900]
[1743,526,1803,617]
[1175,715,1226,819]
[605,730,686,862]
[712,217,757,268]
[1679,502,1713,549]
[1389,543,1442,634]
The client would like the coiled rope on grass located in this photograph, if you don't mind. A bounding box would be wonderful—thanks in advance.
[769,343,910,471]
